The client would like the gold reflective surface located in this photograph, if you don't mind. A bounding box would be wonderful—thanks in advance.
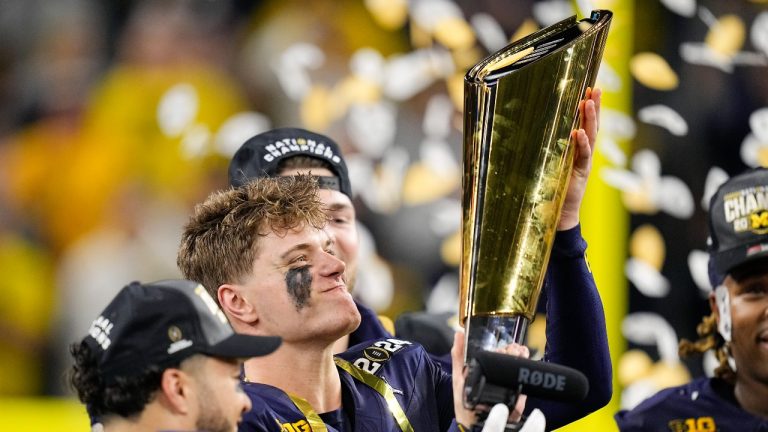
[460,11,612,324]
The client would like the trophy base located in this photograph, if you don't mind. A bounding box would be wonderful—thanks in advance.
[465,314,529,362]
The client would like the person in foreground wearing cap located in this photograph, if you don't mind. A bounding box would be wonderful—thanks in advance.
[615,167,768,430]
[178,175,536,431]
[69,279,281,432]
[226,88,612,429]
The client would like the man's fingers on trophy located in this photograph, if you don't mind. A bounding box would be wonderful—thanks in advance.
[571,129,592,171]
[495,342,530,359]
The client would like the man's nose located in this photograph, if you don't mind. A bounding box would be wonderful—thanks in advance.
[320,250,346,278]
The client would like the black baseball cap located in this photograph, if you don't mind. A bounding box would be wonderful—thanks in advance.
[707,167,768,287]
[228,127,352,198]
[82,280,281,382]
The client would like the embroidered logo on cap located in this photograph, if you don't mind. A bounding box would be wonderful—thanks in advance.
[262,138,341,164]
[721,185,768,234]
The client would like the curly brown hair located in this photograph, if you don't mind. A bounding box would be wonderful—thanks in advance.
[177,175,327,304]
[678,312,735,384]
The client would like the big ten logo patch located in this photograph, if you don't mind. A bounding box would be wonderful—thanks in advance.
[280,419,311,432]
[667,417,716,432]
[353,339,412,375]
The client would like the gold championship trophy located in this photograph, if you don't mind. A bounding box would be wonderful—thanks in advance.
[460,10,612,428]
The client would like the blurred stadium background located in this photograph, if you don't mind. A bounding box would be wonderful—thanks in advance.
[0,0,766,430]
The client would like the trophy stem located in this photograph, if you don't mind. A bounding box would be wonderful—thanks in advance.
[465,315,529,362]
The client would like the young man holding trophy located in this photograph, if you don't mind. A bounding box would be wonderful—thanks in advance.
[179,10,614,432]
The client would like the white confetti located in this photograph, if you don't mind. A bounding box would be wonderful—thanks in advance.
[410,0,463,31]
[157,83,198,137]
[661,0,697,18]
[687,249,712,296]
[751,11,768,57]
[679,42,733,73]
[346,101,397,158]
[470,13,508,53]
[622,312,680,362]
[740,132,768,168]
[658,176,695,219]
[626,258,671,298]
[596,62,622,92]
[749,107,768,142]
[180,124,210,159]
[638,104,689,136]
[600,108,638,140]
[597,136,628,167]
[272,43,325,101]
[383,49,452,100]
[350,48,385,85]
[214,112,271,157]
[701,166,729,210]
[532,0,574,27]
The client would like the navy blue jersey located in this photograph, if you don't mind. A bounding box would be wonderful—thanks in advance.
[239,338,464,431]
[614,377,768,431]
[525,225,612,428]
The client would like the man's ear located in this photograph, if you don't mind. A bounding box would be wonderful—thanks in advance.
[218,284,258,326]
[159,368,192,415]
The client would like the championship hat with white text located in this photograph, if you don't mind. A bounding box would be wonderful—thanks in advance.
[228,127,352,198]
[707,167,768,287]
[82,280,281,382]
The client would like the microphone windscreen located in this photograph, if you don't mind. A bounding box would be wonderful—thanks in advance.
[474,351,589,403]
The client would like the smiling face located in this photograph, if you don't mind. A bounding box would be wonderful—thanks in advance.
[719,257,768,385]
[238,224,361,344]
[278,167,360,291]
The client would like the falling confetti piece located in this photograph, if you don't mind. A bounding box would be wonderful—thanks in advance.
[532,0,574,27]
[705,14,746,57]
[630,52,679,90]
[740,133,768,168]
[687,249,712,295]
[157,83,198,137]
[752,12,768,56]
[364,0,408,30]
[622,312,680,362]
[598,136,628,167]
[658,176,695,219]
[273,43,325,101]
[596,62,622,92]
[402,162,459,205]
[626,258,670,297]
[701,166,729,209]
[660,0,696,17]
[510,18,539,43]
[346,102,397,158]
[638,104,689,136]
[618,350,653,386]
[679,42,733,73]
[470,13,508,52]
[630,224,666,270]
[214,112,271,157]
[750,107,768,142]
[433,16,476,50]
[300,85,336,131]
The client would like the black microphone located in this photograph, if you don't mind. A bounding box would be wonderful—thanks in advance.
[466,351,589,407]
